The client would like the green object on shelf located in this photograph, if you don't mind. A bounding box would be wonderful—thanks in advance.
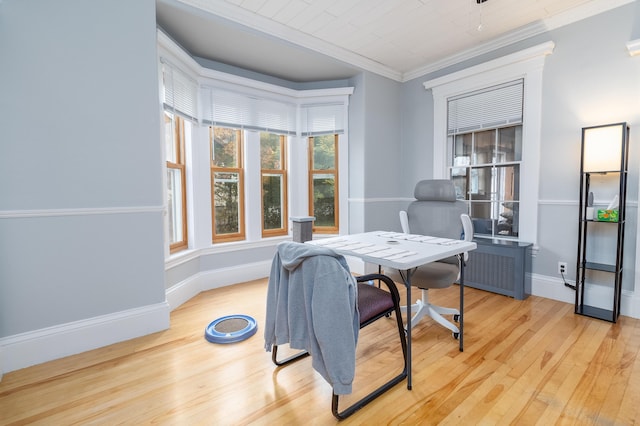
[597,209,618,222]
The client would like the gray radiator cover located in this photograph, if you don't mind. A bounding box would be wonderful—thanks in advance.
[464,239,532,300]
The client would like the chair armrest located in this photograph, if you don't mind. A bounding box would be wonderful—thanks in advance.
[460,214,473,262]
[399,211,410,234]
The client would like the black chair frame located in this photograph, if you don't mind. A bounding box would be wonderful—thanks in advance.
[271,273,407,420]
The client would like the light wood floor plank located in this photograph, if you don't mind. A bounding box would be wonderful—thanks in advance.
[615,317,640,425]
[1,278,639,425]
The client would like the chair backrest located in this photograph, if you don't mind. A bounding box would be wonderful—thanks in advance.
[406,179,468,240]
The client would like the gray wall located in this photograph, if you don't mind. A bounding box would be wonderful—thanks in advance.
[536,3,640,290]
[0,0,165,337]
[348,71,404,233]
[398,2,640,289]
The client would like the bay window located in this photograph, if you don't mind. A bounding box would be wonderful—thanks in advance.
[160,33,352,253]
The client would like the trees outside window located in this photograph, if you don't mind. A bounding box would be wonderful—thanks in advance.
[261,132,287,237]
[309,134,338,233]
[211,127,245,242]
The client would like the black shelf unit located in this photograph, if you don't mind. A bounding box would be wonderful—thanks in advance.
[575,123,629,323]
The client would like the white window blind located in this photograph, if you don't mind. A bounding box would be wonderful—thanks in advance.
[161,59,198,122]
[447,79,523,135]
[301,103,346,136]
[201,86,296,135]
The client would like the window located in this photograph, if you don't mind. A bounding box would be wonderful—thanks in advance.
[164,112,188,252]
[260,133,288,237]
[450,126,522,238]
[211,127,245,242]
[161,59,197,253]
[447,80,523,239]
[309,134,339,233]
[426,42,553,244]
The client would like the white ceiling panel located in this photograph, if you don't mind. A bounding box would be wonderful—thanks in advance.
[156,0,635,82]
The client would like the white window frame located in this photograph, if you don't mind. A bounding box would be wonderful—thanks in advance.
[424,41,555,245]
[158,29,352,258]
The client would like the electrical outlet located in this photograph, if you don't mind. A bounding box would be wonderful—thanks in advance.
[558,262,567,275]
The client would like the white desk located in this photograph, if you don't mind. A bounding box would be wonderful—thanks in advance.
[308,231,477,390]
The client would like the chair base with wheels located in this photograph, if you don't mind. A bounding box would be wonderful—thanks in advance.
[271,273,407,420]
[401,288,460,339]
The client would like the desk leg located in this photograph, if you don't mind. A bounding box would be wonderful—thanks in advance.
[459,254,465,352]
[403,268,415,390]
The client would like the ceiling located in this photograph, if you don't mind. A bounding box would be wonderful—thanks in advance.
[156,0,632,83]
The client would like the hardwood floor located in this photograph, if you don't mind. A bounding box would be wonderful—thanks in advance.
[2,278,639,425]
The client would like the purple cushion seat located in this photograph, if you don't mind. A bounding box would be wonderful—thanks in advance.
[357,283,394,325]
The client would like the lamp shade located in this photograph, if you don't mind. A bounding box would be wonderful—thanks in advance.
[582,123,624,172]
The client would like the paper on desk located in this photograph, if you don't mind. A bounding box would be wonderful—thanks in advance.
[310,238,347,246]
[341,242,375,251]
[365,247,411,258]
[422,237,453,244]
[439,239,464,245]
[351,245,390,254]
[384,251,418,260]
[376,231,406,239]
[322,242,353,248]
[376,233,461,245]
[411,236,438,242]
[405,234,428,241]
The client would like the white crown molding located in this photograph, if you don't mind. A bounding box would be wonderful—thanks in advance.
[543,0,635,31]
[176,0,402,82]
[180,0,635,83]
[423,41,555,90]
[0,205,163,219]
[403,0,635,81]
[158,28,354,102]
[406,0,634,81]
[405,21,549,82]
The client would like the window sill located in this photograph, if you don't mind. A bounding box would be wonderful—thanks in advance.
[164,235,292,270]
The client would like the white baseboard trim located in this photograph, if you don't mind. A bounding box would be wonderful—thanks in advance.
[531,273,639,319]
[531,273,576,305]
[621,289,640,319]
[166,272,207,311]
[166,260,272,311]
[0,302,170,376]
[0,261,272,380]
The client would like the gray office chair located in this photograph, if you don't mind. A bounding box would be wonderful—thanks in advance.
[395,179,472,338]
